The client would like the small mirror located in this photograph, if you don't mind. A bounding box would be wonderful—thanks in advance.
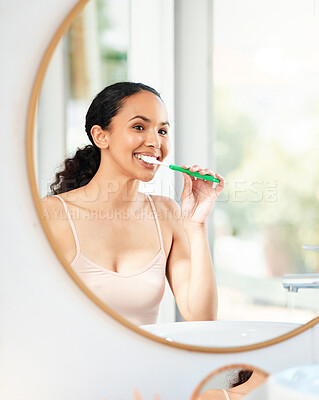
[191,364,269,399]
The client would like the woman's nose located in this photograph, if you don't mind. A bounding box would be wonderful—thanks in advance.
[145,129,161,148]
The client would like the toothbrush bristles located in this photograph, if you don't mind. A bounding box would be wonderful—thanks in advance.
[140,155,162,165]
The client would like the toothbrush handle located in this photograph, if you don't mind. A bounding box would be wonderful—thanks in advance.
[169,165,220,183]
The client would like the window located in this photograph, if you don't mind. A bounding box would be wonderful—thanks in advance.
[213,0,319,322]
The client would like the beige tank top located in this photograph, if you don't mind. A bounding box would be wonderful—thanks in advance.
[54,193,166,326]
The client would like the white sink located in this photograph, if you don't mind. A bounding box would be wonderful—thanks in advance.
[141,321,301,347]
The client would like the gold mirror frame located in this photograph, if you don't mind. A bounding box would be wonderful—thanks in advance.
[26,0,319,353]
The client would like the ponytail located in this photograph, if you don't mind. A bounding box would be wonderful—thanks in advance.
[50,145,100,195]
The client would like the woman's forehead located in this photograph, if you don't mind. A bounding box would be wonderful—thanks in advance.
[121,91,168,119]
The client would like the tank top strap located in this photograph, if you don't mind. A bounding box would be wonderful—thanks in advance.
[146,194,164,252]
[54,195,80,255]
[221,389,231,400]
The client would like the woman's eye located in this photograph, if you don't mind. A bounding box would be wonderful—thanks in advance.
[133,125,144,131]
[133,125,167,135]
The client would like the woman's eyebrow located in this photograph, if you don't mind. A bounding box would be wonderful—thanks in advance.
[129,115,170,127]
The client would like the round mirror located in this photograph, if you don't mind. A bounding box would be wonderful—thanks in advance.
[28,0,319,351]
[190,364,269,399]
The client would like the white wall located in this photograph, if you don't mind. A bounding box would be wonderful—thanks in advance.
[0,0,318,399]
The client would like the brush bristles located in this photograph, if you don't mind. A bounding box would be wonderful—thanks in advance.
[140,155,162,165]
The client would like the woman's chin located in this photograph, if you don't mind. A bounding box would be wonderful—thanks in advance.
[132,161,158,182]
[138,174,157,183]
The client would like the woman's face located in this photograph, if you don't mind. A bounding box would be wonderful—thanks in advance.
[105,90,170,181]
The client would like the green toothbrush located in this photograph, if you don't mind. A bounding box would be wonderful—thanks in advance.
[140,155,220,183]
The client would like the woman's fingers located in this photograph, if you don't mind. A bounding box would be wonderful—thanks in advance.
[215,172,224,182]
[215,172,225,190]
[199,169,215,176]
[181,164,224,188]
[188,165,216,176]
[192,166,218,180]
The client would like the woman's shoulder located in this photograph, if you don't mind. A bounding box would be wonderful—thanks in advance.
[195,389,228,400]
[40,194,63,216]
[148,194,182,228]
[40,188,81,215]
[148,194,181,212]
[40,195,76,257]
[40,194,72,230]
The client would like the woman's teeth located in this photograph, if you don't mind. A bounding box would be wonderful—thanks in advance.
[134,154,157,164]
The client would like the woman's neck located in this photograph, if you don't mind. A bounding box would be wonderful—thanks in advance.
[80,164,142,210]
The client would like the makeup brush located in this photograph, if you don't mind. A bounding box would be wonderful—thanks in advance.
[140,155,220,183]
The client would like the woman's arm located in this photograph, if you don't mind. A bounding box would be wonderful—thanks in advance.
[165,198,217,321]
[184,220,218,320]
[165,164,224,321]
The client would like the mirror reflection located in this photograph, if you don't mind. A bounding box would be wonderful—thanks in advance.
[35,0,319,347]
[40,80,224,327]
[191,364,269,400]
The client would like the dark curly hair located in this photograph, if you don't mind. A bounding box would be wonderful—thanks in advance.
[50,81,162,195]
[230,369,253,388]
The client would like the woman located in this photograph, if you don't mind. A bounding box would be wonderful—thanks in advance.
[41,81,224,326]
[195,369,268,400]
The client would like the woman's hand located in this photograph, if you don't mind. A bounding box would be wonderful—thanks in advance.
[180,164,224,225]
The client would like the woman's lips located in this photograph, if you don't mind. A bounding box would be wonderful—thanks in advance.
[134,155,157,169]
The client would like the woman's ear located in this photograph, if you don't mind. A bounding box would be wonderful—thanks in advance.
[90,125,110,149]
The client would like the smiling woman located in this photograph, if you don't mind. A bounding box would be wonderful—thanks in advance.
[40,81,225,326]
[49,82,166,194]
